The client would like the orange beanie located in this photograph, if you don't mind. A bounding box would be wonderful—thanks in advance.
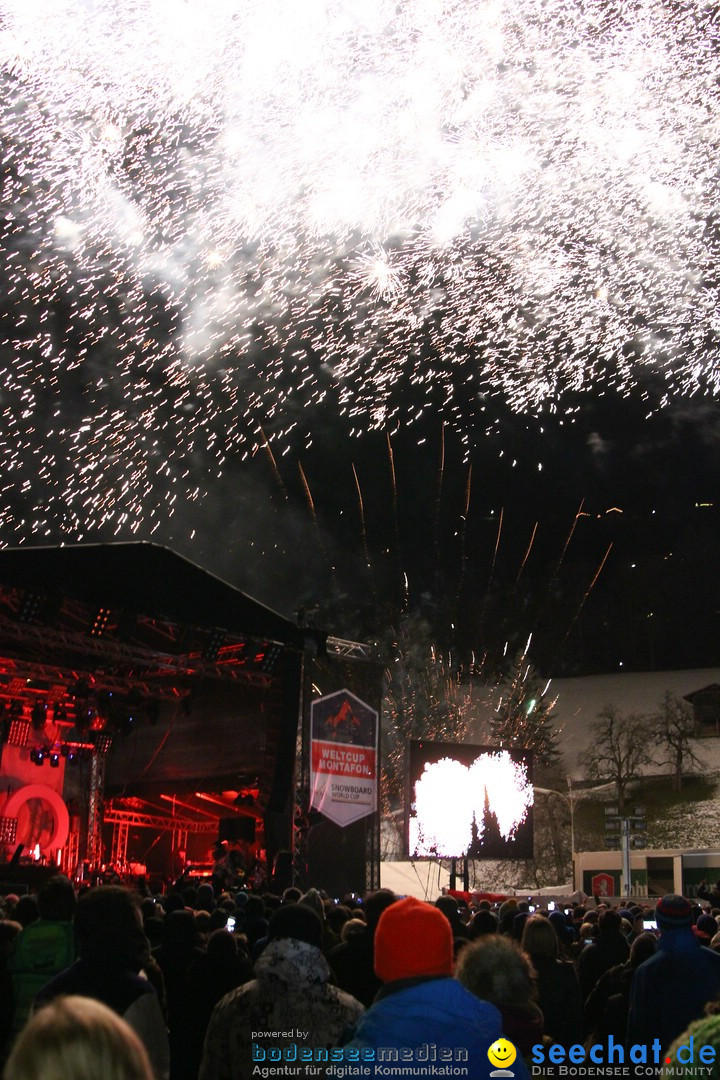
[374,895,454,983]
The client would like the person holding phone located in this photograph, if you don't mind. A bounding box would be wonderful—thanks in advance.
[576,908,630,1005]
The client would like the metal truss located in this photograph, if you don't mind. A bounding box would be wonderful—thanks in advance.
[104,806,218,834]
[0,612,275,691]
[105,805,216,867]
[326,636,377,662]
[86,751,106,867]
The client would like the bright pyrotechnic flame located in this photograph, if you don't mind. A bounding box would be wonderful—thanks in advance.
[409,757,477,858]
[410,749,533,857]
[468,750,533,843]
[0,0,718,531]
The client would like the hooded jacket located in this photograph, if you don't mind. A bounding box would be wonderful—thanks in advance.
[198,936,364,1080]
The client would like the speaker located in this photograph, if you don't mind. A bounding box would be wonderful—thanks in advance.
[218,817,255,843]
[303,817,366,896]
[271,849,293,891]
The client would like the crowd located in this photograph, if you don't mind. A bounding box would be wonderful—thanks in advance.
[3,875,720,1079]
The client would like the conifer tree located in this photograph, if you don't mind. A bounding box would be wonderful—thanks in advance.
[488,647,561,770]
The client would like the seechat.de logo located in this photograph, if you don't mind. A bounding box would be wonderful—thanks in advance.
[489,1038,517,1077]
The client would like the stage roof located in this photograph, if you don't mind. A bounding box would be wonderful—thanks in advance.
[0,541,314,649]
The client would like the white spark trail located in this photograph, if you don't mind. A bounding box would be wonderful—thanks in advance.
[0,0,718,531]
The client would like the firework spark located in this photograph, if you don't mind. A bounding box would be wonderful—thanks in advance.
[0,0,719,532]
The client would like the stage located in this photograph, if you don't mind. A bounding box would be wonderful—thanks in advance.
[0,541,381,897]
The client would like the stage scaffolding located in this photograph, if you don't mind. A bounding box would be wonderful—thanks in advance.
[103,804,217,868]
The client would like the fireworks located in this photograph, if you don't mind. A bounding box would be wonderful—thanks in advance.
[409,750,533,857]
[0,0,719,532]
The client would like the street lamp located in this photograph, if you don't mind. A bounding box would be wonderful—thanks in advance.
[535,780,617,889]
[535,782,576,879]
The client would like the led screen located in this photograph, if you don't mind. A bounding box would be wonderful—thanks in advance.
[407,740,534,860]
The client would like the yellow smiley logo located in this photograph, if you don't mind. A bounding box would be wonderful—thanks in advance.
[488,1039,517,1069]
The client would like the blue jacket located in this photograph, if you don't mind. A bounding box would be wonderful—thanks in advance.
[627,928,720,1051]
[344,976,531,1080]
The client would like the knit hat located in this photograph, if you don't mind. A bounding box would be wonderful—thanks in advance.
[374,896,453,983]
[268,903,323,948]
[655,894,693,931]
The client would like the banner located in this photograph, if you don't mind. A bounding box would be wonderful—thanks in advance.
[310,689,378,827]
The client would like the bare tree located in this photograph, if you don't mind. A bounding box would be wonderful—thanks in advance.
[652,690,702,791]
[580,704,653,811]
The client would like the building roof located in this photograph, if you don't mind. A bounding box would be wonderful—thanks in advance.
[684,684,720,703]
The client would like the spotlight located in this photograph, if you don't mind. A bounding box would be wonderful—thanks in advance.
[203,628,226,662]
[95,691,113,725]
[115,692,142,737]
[49,751,60,768]
[89,606,111,637]
[30,747,45,766]
[7,719,30,747]
[31,702,47,732]
[91,732,113,755]
[74,705,95,736]
[19,590,44,623]
[263,644,282,672]
[90,710,107,732]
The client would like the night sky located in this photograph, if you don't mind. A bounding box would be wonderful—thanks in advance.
[129,384,720,678]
